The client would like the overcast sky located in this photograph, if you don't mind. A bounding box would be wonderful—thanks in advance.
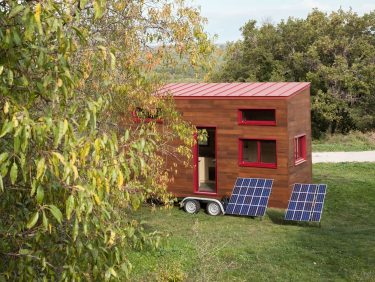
[190,0,375,43]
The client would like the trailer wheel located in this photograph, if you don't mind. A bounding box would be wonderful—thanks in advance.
[183,199,200,214]
[206,202,221,216]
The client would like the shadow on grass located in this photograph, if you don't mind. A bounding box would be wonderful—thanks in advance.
[266,208,321,228]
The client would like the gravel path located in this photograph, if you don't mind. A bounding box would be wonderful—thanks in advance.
[312,151,375,163]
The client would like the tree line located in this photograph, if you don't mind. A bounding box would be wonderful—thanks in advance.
[210,9,375,137]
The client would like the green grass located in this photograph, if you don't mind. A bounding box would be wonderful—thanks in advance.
[127,163,375,281]
[312,131,375,152]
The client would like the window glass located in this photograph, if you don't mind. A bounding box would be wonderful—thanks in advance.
[242,140,257,162]
[241,109,275,122]
[240,139,277,167]
[260,140,277,163]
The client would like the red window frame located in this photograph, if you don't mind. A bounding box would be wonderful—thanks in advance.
[294,134,307,165]
[238,138,277,169]
[132,108,163,124]
[238,109,276,126]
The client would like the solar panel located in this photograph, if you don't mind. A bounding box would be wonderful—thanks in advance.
[225,178,274,217]
[285,184,327,222]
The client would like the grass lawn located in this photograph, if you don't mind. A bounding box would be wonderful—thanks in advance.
[127,163,375,281]
[312,131,375,152]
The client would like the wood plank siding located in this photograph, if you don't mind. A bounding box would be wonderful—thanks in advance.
[169,97,301,208]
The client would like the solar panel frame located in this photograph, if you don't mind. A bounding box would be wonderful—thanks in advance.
[225,177,274,217]
[284,183,327,222]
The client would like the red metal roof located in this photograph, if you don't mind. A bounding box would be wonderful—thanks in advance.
[157,82,310,98]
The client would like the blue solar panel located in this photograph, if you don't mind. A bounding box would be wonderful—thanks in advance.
[284,183,327,222]
[225,178,274,217]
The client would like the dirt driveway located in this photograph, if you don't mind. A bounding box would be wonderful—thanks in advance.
[312,151,375,163]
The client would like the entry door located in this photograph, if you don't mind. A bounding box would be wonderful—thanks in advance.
[194,127,217,193]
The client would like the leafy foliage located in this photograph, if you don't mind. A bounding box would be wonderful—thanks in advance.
[0,0,211,280]
[211,9,375,137]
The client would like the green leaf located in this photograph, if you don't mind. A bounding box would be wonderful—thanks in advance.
[36,157,45,180]
[0,119,13,138]
[93,0,104,19]
[42,210,48,230]
[72,218,79,241]
[36,185,44,204]
[110,52,116,70]
[19,249,32,255]
[9,5,25,18]
[54,120,68,148]
[1,161,10,177]
[66,195,74,220]
[48,205,62,224]
[10,162,18,185]
[0,152,9,164]
[14,135,20,153]
[26,211,39,229]
[79,0,88,9]
[105,267,118,279]
[0,65,3,75]
[8,70,13,85]
[30,180,37,196]
[0,174,4,192]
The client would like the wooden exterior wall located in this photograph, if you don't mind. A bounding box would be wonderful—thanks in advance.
[286,89,313,200]
[167,90,312,209]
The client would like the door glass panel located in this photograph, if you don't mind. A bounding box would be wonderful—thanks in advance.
[197,128,216,192]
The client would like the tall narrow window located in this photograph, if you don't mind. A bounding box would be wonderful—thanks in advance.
[238,109,276,125]
[294,135,306,164]
[239,139,277,168]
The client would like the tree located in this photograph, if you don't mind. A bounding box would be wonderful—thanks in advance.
[0,0,211,279]
[211,9,375,137]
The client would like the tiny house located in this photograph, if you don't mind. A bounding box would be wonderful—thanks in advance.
[158,82,312,212]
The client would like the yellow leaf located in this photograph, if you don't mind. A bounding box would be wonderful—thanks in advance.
[12,115,18,128]
[52,152,65,165]
[57,78,63,87]
[117,170,124,188]
[105,179,110,193]
[70,152,76,165]
[80,142,90,163]
[3,102,9,114]
[34,3,43,35]
[36,157,45,180]
[72,165,79,180]
[93,194,101,205]
[10,162,18,185]
[63,119,68,134]
[73,185,85,191]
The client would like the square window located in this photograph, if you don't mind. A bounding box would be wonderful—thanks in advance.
[238,109,276,125]
[239,139,277,168]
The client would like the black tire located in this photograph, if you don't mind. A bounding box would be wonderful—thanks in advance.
[206,201,221,216]
[183,199,200,214]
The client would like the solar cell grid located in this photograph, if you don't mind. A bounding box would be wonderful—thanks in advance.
[225,177,274,217]
[284,183,327,222]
